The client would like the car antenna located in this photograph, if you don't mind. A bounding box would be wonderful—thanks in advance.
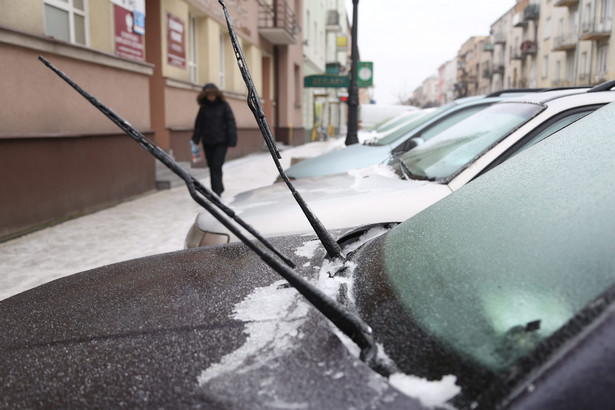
[218,0,343,260]
[39,55,386,375]
[38,56,295,269]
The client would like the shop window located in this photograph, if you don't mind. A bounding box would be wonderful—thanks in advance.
[44,0,89,46]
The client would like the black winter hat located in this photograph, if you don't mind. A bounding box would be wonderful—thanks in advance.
[203,83,218,91]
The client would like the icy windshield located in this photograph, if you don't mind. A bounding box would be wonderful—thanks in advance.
[372,111,423,134]
[374,103,455,146]
[392,102,543,181]
[379,101,615,372]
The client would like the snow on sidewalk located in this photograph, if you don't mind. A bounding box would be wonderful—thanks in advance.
[0,139,343,301]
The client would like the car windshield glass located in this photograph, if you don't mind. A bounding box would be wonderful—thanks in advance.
[374,103,456,145]
[377,104,615,373]
[392,102,543,181]
[372,111,423,133]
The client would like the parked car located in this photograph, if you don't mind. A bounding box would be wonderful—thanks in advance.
[357,109,430,143]
[2,100,615,408]
[186,83,615,247]
[284,95,514,180]
[358,103,419,129]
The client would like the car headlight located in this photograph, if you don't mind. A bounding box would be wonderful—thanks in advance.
[185,224,230,248]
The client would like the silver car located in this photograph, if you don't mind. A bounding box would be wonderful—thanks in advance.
[186,84,615,247]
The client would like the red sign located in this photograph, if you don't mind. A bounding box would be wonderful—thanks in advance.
[167,13,186,68]
[114,4,144,61]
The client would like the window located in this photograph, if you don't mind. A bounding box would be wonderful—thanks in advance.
[544,17,551,39]
[44,0,88,46]
[581,52,588,77]
[219,33,225,89]
[188,15,199,84]
[566,54,575,80]
[597,45,608,75]
[542,55,549,78]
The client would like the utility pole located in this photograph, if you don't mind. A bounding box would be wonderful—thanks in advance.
[345,0,359,146]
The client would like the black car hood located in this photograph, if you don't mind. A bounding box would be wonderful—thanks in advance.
[0,235,421,408]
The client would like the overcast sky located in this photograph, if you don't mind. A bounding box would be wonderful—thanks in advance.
[344,0,515,104]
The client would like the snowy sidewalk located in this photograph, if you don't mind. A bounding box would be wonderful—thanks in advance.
[0,138,344,301]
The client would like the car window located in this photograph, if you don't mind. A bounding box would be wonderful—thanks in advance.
[375,102,461,145]
[413,104,489,143]
[511,110,591,155]
[374,111,422,133]
[473,106,603,179]
[374,109,442,145]
[394,102,543,181]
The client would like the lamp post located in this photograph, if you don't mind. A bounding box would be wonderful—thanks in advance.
[345,0,359,146]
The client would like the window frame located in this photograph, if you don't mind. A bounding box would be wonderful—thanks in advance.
[43,0,90,46]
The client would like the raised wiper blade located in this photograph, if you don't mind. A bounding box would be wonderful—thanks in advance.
[218,0,342,260]
[38,55,295,269]
[40,53,384,375]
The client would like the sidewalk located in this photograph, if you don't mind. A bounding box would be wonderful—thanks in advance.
[0,138,343,301]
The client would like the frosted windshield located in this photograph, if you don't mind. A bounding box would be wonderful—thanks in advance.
[396,102,543,180]
[380,102,615,371]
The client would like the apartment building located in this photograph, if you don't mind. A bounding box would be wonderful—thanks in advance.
[428,0,613,100]
[0,0,304,241]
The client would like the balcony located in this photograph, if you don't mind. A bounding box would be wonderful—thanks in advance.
[581,18,612,41]
[521,40,538,56]
[524,4,540,21]
[258,0,301,45]
[483,43,494,52]
[326,10,341,31]
[483,68,493,79]
[493,31,506,44]
[493,64,505,75]
[552,34,578,51]
[554,0,579,7]
[513,12,527,28]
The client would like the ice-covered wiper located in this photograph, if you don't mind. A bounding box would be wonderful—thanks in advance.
[218,0,342,260]
[40,54,383,374]
[38,56,295,269]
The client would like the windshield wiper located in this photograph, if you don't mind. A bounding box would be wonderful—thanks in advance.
[218,0,342,260]
[39,2,387,375]
[397,158,435,181]
[38,56,295,269]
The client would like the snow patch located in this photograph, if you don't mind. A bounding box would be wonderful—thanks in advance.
[197,280,309,385]
[388,373,460,409]
[294,239,321,259]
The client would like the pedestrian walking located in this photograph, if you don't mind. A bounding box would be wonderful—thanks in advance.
[191,83,237,196]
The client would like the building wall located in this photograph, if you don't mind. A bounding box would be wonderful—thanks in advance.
[0,0,307,241]
[0,27,154,241]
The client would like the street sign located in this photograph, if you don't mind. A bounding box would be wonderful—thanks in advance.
[304,75,348,88]
[304,62,373,88]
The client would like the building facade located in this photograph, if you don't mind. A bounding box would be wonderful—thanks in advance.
[415,0,613,101]
[0,0,304,241]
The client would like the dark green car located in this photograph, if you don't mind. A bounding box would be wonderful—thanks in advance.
[2,101,615,408]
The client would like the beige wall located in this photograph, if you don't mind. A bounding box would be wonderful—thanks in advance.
[0,0,45,35]
[89,0,115,54]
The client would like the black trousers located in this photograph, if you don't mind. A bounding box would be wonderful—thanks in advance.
[203,144,228,196]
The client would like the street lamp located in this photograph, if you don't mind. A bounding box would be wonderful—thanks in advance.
[345,0,359,146]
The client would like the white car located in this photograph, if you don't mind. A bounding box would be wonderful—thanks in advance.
[186,84,615,247]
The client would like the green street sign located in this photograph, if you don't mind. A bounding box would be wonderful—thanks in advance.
[304,62,373,88]
[304,75,349,88]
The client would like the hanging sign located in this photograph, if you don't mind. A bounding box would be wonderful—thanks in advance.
[167,12,186,68]
[113,4,144,61]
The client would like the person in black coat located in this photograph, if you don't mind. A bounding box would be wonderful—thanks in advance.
[191,83,238,196]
